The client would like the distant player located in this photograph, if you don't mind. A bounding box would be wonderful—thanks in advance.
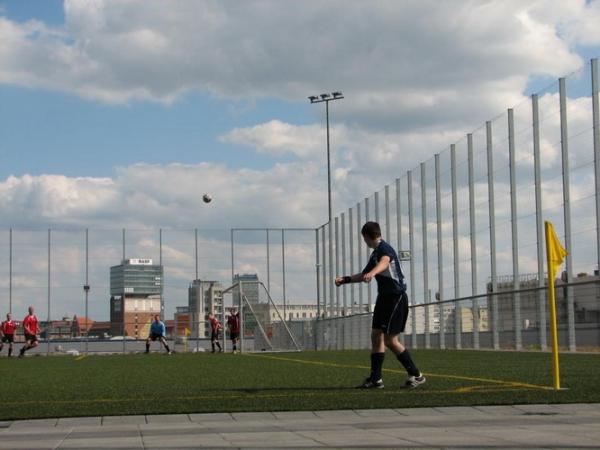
[208,313,223,353]
[145,315,172,354]
[19,306,40,358]
[227,308,240,353]
[0,313,18,357]
[335,221,426,389]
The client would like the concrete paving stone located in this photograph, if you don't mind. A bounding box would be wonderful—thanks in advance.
[220,430,321,447]
[313,410,361,419]
[142,434,231,449]
[393,407,448,416]
[272,410,318,420]
[101,415,147,425]
[58,436,143,449]
[144,414,191,424]
[269,420,358,432]
[0,421,12,429]
[0,440,64,450]
[296,429,413,447]
[512,403,564,414]
[67,429,141,440]
[231,411,276,421]
[379,426,509,447]
[57,416,102,427]
[466,426,600,448]
[353,408,402,417]
[0,430,70,441]
[432,406,482,415]
[188,412,233,423]
[472,404,523,415]
[9,418,58,428]
[551,403,600,414]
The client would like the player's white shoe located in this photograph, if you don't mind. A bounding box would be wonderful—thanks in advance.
[404,374,426,388]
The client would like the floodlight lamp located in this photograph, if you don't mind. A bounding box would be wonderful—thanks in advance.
[308,95,319,102]
[320,93,330,99]
[332,91,343,98]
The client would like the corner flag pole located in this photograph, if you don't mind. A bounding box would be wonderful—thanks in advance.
[544,220,567,390]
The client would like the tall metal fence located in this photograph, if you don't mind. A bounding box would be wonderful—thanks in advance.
[314,58,600,352]
[2,60,599,355]
[0,227,317,355]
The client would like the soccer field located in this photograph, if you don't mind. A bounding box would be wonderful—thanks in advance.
[0,349,598,421]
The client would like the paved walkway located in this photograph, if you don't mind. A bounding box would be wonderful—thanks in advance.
[1,403,599,449]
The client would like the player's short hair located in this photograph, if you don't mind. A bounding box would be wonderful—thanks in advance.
[361,221,381,239]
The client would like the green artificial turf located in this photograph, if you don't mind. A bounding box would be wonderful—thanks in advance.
[0,349,598,420]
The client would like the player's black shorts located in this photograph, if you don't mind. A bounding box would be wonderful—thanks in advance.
[372,291,409,335]
[149,332,163,341]
[1,334,14,343]
[211,330,220,341]
[24,333,38,343]
[230,331,239,340]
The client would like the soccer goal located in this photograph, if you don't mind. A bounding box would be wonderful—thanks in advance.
[221,280,302,352]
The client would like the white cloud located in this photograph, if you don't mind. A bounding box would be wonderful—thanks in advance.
[0,0,594,132]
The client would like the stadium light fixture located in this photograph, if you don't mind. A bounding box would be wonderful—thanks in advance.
[308,90,344,320]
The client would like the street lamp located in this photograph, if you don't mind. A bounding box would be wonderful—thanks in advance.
[309,91,344,318]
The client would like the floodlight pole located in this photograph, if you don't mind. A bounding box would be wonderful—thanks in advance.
[309,92,344,317]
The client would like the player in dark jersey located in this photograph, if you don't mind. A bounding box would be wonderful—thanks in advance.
[208,313,223,353]
[0,313,18,357]
[227,308,240,354]
[336,221,425,389]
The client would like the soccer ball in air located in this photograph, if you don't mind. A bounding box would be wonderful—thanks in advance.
[202,193,212,203]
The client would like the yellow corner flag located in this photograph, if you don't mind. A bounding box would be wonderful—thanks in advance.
[184,327,191,337]
[547,221,568,279]
[544,221,568,390]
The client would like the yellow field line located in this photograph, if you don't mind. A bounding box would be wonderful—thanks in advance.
[247,353,553,391]
[75,355,87,361]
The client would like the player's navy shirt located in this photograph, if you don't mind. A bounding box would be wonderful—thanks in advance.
[362,240,406,297]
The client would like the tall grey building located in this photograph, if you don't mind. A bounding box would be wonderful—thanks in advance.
[109,258,163,338]
[188,280,223,338]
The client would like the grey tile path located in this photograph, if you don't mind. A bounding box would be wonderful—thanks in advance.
[0,403,598,449]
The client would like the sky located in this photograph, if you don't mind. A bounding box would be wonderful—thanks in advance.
[1,0,600,320]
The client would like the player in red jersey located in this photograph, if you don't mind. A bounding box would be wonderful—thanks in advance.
[227,308,240,354]
[19,306,40,357]
[208,313,223,353]
[0,313,18,357]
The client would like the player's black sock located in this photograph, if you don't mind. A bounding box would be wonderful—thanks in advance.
[233,344,237,351]
[211,343,215,352]
[8,347,12,357]
[370,352,385,381]
[145,342,150,353]
[19,347,25,356]
[396,349,420,377]
[216,342,222,351]
[165,344,170,353]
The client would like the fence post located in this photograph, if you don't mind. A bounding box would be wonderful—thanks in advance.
[508,108,522,350]
[532,94,547,351]
[559,77,576,352]
[487,121,500,350]
[408,170,417,348]
[592,58,600,283]
[468,134,479,349]
[451,144,461,349]
[365,197,372,312]
[421,162,430,348]
[435,154,445,349]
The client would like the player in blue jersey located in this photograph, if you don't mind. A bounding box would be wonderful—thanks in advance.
[336,221,425,389]
[145,315,172,354]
